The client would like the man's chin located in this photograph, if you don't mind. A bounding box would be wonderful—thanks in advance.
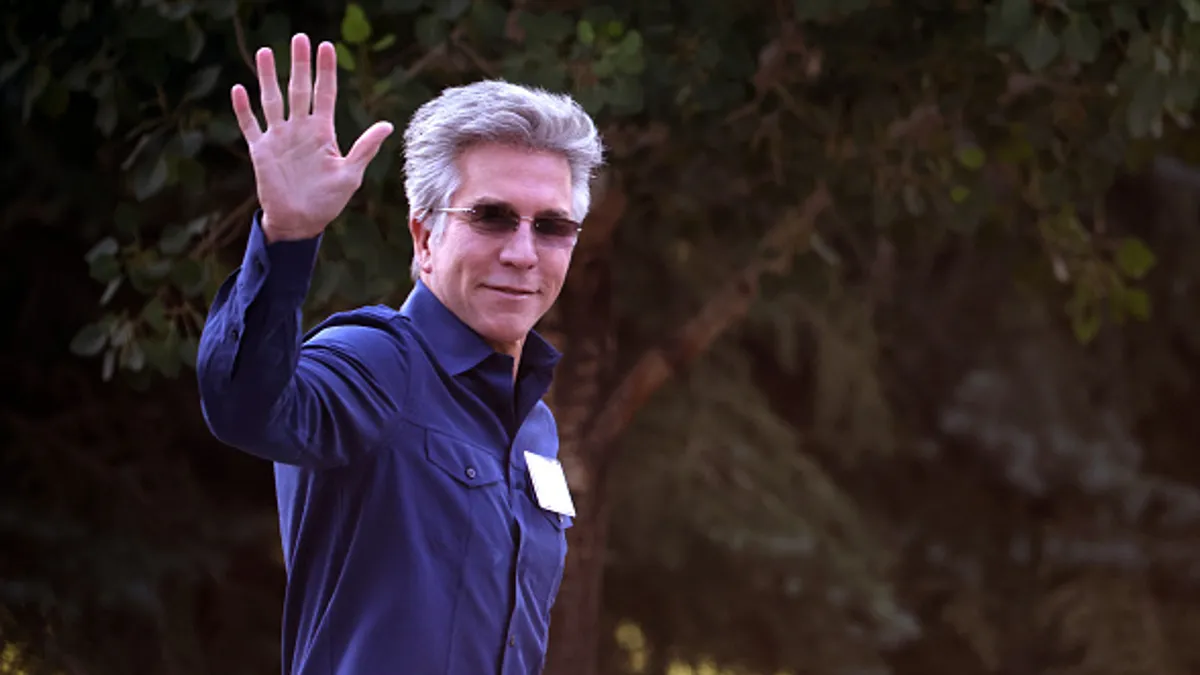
[476,321,531,353]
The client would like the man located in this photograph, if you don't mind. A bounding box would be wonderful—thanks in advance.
[196,32,604,675]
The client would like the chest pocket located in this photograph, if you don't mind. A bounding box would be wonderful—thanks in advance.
[421,429,508,564]
[519,488,575,614]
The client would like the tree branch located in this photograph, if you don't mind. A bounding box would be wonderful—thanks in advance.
[192,195,256,258]
[584,182,833,453]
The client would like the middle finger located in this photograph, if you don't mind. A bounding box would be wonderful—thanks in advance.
[288,34,313,119]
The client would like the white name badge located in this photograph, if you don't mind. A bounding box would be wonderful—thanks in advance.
[524,451,576,517]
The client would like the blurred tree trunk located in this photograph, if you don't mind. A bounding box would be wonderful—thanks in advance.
[541,171,625,675]
[542,180,831,675]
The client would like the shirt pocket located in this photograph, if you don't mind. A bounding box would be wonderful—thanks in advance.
[533,507,573,611]
[421,429,506,562]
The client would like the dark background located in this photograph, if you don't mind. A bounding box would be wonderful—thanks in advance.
[7,1,1200,674]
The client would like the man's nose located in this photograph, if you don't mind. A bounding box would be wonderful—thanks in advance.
[498,220,538,267]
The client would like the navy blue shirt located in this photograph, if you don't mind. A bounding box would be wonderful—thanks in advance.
[196,214,573,675]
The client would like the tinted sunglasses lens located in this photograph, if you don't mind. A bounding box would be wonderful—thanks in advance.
[535,218,578,240]
[470,204,519,232]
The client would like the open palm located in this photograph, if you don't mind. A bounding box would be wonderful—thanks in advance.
[232,34,393,241]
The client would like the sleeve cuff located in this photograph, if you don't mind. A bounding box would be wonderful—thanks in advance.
[241,210,322,300]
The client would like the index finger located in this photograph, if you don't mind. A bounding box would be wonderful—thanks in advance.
[312,41,338,120]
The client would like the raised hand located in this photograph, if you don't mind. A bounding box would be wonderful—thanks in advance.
[231,33,393,242]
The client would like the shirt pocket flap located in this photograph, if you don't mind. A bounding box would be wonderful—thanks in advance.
[541,510,573,530]
[425,430,504,488]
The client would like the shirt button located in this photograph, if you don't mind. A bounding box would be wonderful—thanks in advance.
[509,636,516,647]
[465,466,477,480]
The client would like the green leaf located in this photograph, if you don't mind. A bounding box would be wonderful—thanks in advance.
[140,297,169,332]
[100,277,122,305]
[434,0,469,20]
[86,237,119,264]
[170,258,208,297]
[259,12,292,47]
[1062,13,1101,64]
[176,157,207,194]
[207,0,238,19]
[605,76,644,114]
[950,185,970,203]
[793,0,834,22]
[110,321,133,347]
[176,129,205,157]
[135,252,174,282]
[335,42,357,71]
[341,3,372,45]
[1070,301,1101,344]
[372,34,396,51]
[96,97,118,136]
[23,64,50,121]
[114,203,142,237]
[1016,20,1060,71]
[36,79,69,118]
[184,65,220,101]
[1127,74,1165,138]
[1121,287,1152,320]
[1166,73,1200,113]
[520,12,576,43]
[1111,5,1140,31]
[206,115,241,144]
[157,1,193,20]
[469,0,507,40]
[143,333,181,377]
[70,322,109,357]
[415,14,448,48]
[133,155,169,201]
[60,0,88,29]
[1115,237,1157,279]
[178,335,200,368]
[102,348,116,381]
[987,0,1031,45]
[381,0,424,12]
[578,20,595,46]
[956,145,986,170]
[123,340,146,372]
[1183,0,1200,22]
[902,184,925,216]
[0,56,28,88]
[159,220,203,256]
[184,17,206,62]
[310,259,346,308]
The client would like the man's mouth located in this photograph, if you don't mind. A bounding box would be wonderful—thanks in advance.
[483,284,536,297]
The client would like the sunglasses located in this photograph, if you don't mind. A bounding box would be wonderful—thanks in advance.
[430,202,581,248]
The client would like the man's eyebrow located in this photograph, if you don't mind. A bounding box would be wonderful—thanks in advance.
[469,195,571,218]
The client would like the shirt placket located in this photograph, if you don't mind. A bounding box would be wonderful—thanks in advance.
[500,438,530,674]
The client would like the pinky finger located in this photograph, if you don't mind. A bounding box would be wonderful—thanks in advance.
[231,84,264,144]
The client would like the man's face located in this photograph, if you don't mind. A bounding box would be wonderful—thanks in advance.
[411,143,575,358]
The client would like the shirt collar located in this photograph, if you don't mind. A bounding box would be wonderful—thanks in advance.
[398,280,562,377]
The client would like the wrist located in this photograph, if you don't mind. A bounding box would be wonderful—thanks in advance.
[261,211,321,243]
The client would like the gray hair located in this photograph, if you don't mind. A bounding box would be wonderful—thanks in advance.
[402,79,605,279]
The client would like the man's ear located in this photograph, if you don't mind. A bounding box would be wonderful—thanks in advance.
[409,213,434,274]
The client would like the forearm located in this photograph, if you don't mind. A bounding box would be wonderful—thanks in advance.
[196,211,323,462]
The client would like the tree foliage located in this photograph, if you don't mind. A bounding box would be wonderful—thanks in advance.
[8,0,1200,673]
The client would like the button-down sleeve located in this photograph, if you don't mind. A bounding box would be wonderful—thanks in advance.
[196,212,404,468]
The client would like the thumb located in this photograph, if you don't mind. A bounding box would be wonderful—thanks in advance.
[345,121,394,173]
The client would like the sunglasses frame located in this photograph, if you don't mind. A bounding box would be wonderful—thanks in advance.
[427,202,582,247]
